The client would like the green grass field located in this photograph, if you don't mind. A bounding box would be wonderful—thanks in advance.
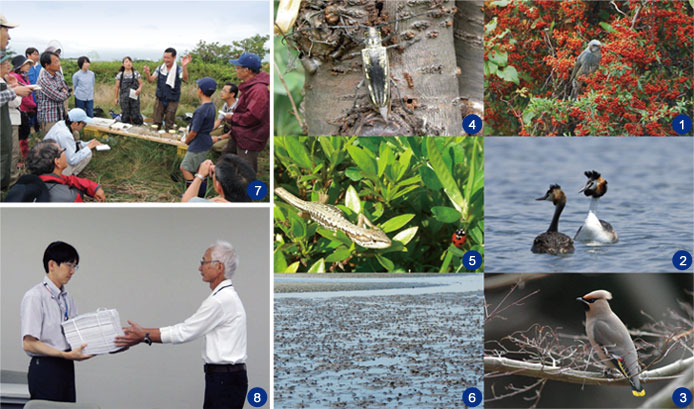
[10,80,269,202]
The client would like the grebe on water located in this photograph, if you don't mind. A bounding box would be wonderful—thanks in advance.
[532,184,575,255]
[575,170,618,243]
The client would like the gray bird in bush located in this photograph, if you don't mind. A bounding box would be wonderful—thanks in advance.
[570,39,602,99]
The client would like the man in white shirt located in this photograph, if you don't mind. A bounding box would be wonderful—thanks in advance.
[211,82,238,153]
[20,241,94,402]
[115,240,248,409]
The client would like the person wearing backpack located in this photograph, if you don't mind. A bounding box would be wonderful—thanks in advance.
[25,140,105,202]
[114,56,143,124]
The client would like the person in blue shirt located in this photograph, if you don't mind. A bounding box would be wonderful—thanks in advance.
[72,56,95,117]
[180,77,216,197]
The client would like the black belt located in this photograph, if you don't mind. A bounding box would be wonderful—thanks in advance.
[204,363,246,373]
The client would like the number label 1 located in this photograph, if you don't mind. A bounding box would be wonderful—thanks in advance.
[462,250,482,271]
[672,250,692,271]
[672,114,692,135]
[462,387,482,407]
[247,387,268,407]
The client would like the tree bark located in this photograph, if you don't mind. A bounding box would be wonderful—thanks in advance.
[454,0,484,119]
[294,0,462,136]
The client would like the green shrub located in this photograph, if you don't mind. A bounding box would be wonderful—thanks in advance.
[274,137,484,273]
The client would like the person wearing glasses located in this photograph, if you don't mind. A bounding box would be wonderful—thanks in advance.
[19,139,105,202]
[115,241,248,409]
[20,241,94,402]
[43,108,102,176]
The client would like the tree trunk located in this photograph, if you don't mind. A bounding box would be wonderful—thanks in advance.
[454,0,484,119]
[294,0,462,136]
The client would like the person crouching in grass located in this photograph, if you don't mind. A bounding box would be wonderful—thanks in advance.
[180,77,216,197]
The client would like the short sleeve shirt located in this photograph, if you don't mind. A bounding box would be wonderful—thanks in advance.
[21,277,78,355]
[188,102,216,153]
[115,71,141,81]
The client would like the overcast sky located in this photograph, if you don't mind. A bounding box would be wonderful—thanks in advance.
[1,1,270,61]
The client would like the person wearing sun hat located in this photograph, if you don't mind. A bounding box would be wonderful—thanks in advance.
[221,52,269,173]
[43,108,102,176]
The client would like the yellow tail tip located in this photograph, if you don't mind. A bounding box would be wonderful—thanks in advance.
[632,389,646,397]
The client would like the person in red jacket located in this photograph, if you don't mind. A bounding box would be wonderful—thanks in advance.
[25,140,105,202]
[223,52,269,173]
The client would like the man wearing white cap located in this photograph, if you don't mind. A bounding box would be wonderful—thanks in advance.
[44,108,102,176]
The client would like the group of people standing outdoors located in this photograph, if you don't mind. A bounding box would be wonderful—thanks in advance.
[1,13,269,203]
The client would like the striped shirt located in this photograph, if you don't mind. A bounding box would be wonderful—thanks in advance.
[37,69,69,123]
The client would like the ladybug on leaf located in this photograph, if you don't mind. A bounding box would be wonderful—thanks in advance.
[451,228,467,248]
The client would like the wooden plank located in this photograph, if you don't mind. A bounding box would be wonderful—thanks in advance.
[85,124,187,149]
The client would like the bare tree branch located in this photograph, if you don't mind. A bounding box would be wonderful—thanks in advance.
[639,371,694,409]
[484,356,693,386]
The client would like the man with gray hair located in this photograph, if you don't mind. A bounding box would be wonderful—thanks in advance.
[115,241,248,409]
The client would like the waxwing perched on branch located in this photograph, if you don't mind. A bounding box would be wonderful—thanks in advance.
[577,290,646,397]
[570,40,602,99]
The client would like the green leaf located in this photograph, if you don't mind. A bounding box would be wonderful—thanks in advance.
[325,247,353,262]
[345,185,361,214]
[420,165,442,190]
[347,145,377,176]
[395,149,413,182]
[273,249,287,273]
[497,65,519,85]
[380,214,415,233]
[378,143,393,178]
[345,167,362,181]
[523,109,536,125]
[599,22,618,34]
[489,50,508,66]
[285,137,313,170]
[307,258,325,273]
[392,226,418,246]
[290,215,306,238]
[432,206,461,223]
[426,138,467,218]
[439,249,453,273]
[375,254,394,271]
[285,261,300,273]
[485,17,498,35]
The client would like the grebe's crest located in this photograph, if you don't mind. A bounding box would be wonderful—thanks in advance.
[580,170,607,197]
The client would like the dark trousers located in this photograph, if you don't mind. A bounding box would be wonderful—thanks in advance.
[203,366,248,409]
[74,99,94,117]
[222,136,259,174]
[153,98,179,131]
[28,356,76,402]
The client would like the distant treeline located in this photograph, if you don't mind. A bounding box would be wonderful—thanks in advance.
[60,37,270,87]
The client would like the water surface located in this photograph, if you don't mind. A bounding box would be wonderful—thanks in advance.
[274,274,484,408]
[485,138,694,272]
